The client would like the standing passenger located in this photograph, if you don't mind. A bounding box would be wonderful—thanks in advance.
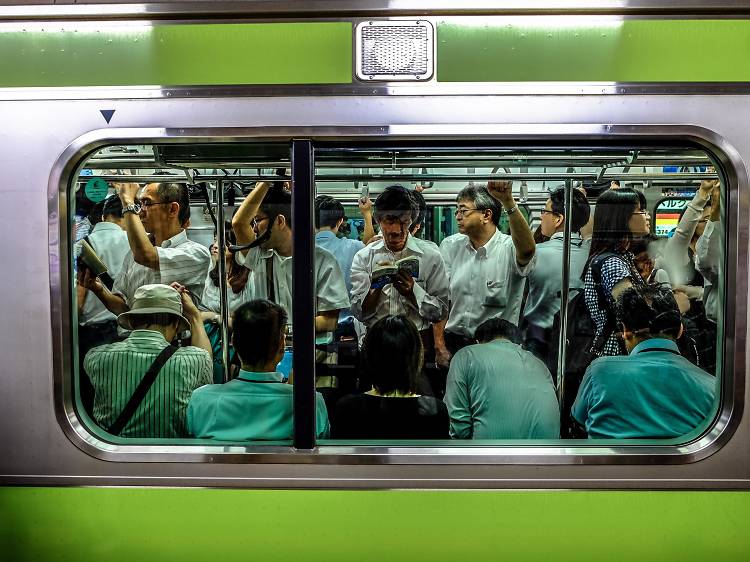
[435,181,536,366]
[350,185,449,354]
[522,187,590,364]
[583,188,650,357]
[81,182,211,316]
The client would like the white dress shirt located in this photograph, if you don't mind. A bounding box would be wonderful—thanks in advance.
[236,245,350,335]
[201,273,256,315]
[350,234,449,332]
[77,221,130,326]
[113,229,211,307]
[440,228,536,338]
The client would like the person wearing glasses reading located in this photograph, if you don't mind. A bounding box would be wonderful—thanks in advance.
[350,185,449,366]
[434,181,536,367]
[80,182,211,317]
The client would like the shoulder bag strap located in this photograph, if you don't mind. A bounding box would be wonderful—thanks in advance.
[107,345,178,436]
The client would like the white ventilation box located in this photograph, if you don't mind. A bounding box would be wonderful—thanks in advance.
[355,20,434,81]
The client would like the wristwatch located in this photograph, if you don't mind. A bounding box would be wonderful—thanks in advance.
[505,205,519,215]
[122,203,139,215]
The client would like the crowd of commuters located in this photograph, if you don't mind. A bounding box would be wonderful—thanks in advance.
[74,174,719,442]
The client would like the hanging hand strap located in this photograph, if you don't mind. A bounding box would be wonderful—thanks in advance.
[107,345,178,436]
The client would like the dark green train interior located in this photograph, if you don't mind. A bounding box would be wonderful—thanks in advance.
[72,139,724,447]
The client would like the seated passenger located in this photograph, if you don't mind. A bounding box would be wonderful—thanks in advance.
[572,284,715,439]
[85,284,212,438]
[444,319,560,440]
[332,315,449,439]
[522,187,590,365]
[187,300,330,441]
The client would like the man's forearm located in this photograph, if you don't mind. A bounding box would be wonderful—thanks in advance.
[188,315,212,356]
[232,182,269,248]
[91,285,129,316]
[433,318,448,350]
[362,212,375,244]
[507,208,536,265]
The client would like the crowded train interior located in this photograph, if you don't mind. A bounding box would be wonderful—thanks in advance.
[71,141,724,445]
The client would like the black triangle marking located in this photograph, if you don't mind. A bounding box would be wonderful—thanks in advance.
[100,109,115,124]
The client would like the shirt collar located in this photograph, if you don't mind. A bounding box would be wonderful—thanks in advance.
[315,231,337,241]
[405,234,425,255]
[92,221,122,233]
[465,227,502,256]
[630,338,680,355]
[237,369,284,382]
[161,229,188,248]
[549,231,583,242]
[127,329,170,345]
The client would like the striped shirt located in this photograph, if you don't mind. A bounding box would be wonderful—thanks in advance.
[113,229,211,307]
[444,339,560,439]
[85,330,212,437]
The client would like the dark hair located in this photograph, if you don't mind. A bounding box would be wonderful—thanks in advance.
[361,315,423,394]
[548,187,591,233]
[232,300,288,368]
[102,194,123,219]
[314,195,345,229]
[87,200,105,226]
[616,283,682,340]
[209,221,250,291]
[155,182,191,226]
[588,188,647,257]
[474,318,521,344]
[628,233,659,257]
[410,190,427,228]
[129,312,180,330]
[374,185,414,222]
[260,184,292,228]
[456,184,503,226]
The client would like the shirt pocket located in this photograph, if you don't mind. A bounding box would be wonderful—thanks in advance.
[482,280,507,309]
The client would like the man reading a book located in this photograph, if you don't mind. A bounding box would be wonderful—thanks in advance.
[350,185,449,354]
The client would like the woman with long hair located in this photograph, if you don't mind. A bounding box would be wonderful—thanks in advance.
[332,315,449,439]
[584,188,651,356]
[202,222,253,321]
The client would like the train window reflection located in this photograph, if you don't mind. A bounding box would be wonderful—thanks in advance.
[69,141,725,449]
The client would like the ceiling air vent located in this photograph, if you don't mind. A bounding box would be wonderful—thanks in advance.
[355,20,434,82]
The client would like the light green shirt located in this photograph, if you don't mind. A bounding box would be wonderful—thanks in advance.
[85,330,212,438]
[444,339,560,439]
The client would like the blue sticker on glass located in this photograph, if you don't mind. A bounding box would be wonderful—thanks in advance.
[84,177,109,203]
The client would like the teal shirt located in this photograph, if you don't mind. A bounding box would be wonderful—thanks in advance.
[187,369,330,441]
[85,330,212,438]
[444,339,560,439]
[572,338,716,438]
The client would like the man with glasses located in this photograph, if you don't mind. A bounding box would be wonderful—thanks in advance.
[434,181,536,366]
[350,185,449,355]
[81,182,211,316]
[522,187,591,367]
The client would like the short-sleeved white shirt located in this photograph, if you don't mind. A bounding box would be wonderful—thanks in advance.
[77,221,130,325]
[350,234,449,332]
[236,245,349,333]
[113,229,211,306]
[440,228,535,338]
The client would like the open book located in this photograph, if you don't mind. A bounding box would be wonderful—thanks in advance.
[78,239,115,290]
[371,256,420,290]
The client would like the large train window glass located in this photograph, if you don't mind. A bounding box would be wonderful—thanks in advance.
[71,142,298,444]
[67,140,725,451]
[313,143,723,445]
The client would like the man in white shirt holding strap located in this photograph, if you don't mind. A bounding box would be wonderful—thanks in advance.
[231,181,349,349]
[435,180,536,367]
[82,182,211,316]
[350,185,449,350]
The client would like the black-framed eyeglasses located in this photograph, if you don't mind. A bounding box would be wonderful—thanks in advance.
[540,209,560,217]
[454,207,483,218]
[137,200,172,212]
[251,215,270,228]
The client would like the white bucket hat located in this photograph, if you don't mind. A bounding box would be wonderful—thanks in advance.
[117,284,190,332]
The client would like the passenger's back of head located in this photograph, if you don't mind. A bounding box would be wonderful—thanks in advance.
[361,315,423,394]
[548,186,591,233]
[314,195,345,230]
[475,318,521,345]
[616,283,682,341]
[232,299,288,369]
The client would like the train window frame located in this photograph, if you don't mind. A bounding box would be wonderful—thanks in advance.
[51,125,743,465]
